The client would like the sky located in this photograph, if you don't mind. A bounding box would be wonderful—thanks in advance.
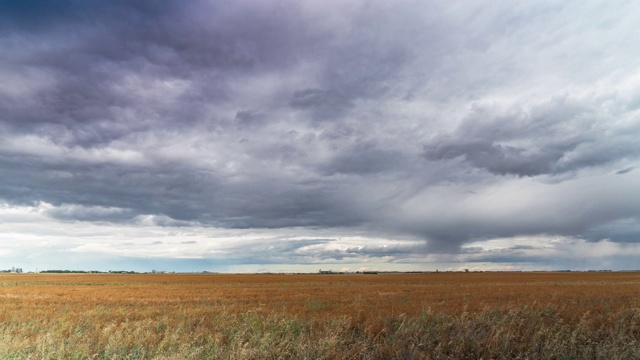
[1,0,640,273]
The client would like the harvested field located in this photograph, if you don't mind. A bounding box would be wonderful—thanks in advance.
[1,272,639,359]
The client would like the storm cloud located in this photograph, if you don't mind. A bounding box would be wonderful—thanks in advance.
[2,0,640,272]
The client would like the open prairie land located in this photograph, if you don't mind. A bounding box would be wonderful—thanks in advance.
[1,272,639,359]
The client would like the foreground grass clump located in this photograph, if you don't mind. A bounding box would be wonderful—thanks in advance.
[1,306,639,359]
[1,272,639,359]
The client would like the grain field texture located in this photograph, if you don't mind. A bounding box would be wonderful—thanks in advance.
[1,272,639,359]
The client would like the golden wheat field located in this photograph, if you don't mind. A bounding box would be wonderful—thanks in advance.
[1,272,640,359]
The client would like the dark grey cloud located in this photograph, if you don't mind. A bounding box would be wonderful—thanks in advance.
[424,139,568,177]
[290,88,353,122]
[320,142,407,176]
[0,0,328,141]
[234,111,266,129]
[423,97,640,178]
[45,204,137,223]
[616,167,635,175]
[584,220,640,243]
[2,0,640,270]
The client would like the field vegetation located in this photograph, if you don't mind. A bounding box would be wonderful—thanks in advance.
[1,272,639,359]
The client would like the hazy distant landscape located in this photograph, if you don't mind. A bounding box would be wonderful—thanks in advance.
[1,272,639,359]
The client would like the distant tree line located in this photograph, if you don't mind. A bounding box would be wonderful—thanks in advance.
[39,270,101,273]
[39,270,138,274]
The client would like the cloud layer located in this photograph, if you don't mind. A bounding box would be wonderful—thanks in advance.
[1,0,640,271]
